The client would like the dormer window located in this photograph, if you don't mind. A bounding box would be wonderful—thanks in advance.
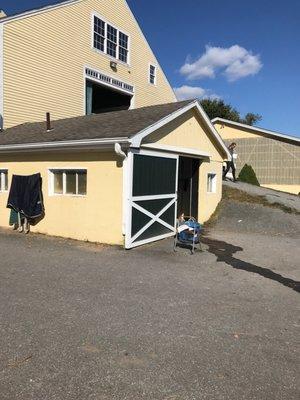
[93,15,129,64]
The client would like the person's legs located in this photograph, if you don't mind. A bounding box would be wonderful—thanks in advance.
[223,162,230,179]
[231,162,236,181]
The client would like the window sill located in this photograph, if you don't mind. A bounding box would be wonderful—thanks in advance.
[50,193,87,198]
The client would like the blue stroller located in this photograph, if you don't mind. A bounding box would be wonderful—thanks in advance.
[173,216,202,254]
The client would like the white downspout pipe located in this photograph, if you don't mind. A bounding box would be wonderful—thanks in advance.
[114,143,128,238]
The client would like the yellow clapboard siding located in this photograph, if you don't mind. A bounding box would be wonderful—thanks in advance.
[146,109,224,222]
[0,151,124,245]
[3,0,176,128]
[214,123,261,140]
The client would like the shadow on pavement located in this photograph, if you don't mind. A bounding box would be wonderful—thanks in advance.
[202,235,300,294]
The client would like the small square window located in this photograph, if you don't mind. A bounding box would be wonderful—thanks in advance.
[0,169,8,192]
[207,173,217,193]
[51,170,87,196]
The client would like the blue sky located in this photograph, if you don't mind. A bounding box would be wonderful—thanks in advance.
[2,0,300,136]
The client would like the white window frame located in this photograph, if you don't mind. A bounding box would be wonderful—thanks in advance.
[49,168,87,197]
[207,173,217,193]
[92,12,131,66]
[149,63,157,85]
[0,169,8,192]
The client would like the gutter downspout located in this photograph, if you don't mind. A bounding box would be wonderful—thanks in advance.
[114,142,127,159]
[114,143,128,239]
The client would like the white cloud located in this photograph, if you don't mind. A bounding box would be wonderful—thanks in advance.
[174,85,220,101]
[180,45,262,82]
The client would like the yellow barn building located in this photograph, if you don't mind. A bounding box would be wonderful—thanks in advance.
[0,1,230,247]
[0,101,229,247]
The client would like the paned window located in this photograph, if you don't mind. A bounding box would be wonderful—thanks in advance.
[93,16,129,64]
[51,170,87,196]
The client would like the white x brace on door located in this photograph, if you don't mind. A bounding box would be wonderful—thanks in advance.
[125,149,178,249]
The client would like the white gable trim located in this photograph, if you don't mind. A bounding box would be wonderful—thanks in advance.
[0,0,83,24]
[212,117,300,145]
[141,143,211,159]
[131,101,231,159]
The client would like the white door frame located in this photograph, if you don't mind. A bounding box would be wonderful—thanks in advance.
[125,148,179,249]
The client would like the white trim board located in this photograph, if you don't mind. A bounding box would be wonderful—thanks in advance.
[212,117,300,145]
[85,66,134,95]
[141,143,211,159]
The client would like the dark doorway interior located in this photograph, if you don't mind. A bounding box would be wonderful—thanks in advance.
[86,80,132,114]
[177,157,200,219]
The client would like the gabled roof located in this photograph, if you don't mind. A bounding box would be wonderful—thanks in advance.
[0,100,230,158]
[0,101,191,145]
[212,117,300,146]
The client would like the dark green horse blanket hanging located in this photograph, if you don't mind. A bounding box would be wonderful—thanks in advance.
[7,173,44,222]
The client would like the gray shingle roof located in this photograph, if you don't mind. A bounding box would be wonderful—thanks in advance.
[0,100,193,146]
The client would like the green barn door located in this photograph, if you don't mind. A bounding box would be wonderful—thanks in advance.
[125,150,178,249]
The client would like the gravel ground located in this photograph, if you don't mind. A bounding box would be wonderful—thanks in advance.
[224,181,300,212]
[0,201,299,400]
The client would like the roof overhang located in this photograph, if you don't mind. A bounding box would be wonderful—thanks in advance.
[0,101,230,157]
[131,100,231,159]
[212,117,300,145]
[141,143,211,160]
[0,137,130,154]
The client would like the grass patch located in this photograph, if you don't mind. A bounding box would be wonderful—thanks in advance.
[222,186,299,215]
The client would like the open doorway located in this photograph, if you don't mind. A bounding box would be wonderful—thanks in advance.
[86,80,132,115]
[177,157,200,219]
